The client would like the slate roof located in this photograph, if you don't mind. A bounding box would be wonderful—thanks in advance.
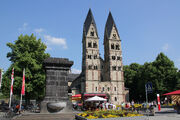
[83,9,99,37]
[67,73,80,82]
[105,12,120,39]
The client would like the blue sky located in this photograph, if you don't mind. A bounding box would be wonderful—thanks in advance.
[0,0,180,73]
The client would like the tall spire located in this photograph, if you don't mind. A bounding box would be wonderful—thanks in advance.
[83,9,98,37]
[105,11,119,39]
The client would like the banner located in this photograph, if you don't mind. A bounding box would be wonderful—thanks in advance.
[21,68,25,95]
[10,68,14,96]
[9,68,14,108]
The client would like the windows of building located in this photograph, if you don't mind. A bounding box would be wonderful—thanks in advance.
[118,66,121,71]
[90,31,94,36]
[114,87,116,91]
[116,44,120,50]
[112,66,116,71]
[93,42,97,48]
[88,65,92,70]
[88,55,92,59]
[96,87,97,91]
[108,87,110,91]
[94,55,97,59]
[113,34,116,39]
[102,87,104,91]
[112,56,116,60]
[94,65,98,70]
[115,97,117,101]
[117,56,120,60]
[111,44,114,49]
[88,42,92,48]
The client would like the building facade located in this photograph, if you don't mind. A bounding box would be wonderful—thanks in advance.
[71,9,126,105]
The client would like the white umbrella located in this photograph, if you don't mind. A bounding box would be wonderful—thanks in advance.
[85,96,107,102]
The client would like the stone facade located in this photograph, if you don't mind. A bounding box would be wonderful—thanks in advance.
[71,9,126,105]
[41,57,73,113]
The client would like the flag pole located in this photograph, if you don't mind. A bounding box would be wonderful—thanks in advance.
[20,93,22,111]
[9,68,14,108]
[20,68,25,112]
[9,92,12,108]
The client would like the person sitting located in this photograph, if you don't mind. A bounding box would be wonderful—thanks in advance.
[14,104,20,114]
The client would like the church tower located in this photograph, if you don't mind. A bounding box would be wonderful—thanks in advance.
[103,12,125,103]
[82,9,101,93]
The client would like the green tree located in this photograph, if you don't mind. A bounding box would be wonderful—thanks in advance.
[124,63,143,102]
[2,34,50,101]
[124,52,179,101]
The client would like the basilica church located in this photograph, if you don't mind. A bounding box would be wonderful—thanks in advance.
[71,9,128,105]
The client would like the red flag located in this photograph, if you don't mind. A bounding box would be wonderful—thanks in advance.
[21,69,25,95]
[10,68,14,96]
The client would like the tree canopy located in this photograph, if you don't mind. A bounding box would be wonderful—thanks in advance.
[124,52,179,102]
[2,34,50,100]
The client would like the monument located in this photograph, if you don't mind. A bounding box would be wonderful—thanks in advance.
[41,57,73,113]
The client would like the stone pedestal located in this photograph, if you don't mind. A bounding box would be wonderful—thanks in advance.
[41,57,73,113]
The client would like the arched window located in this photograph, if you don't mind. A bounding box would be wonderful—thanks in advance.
[114,87,116,91]
[88,42,92,48]
[118,66,121,71]
[88,65,92,69]
[112,56,116,60]
[112,66,116,71]
[88,55,92,59]
[116,44,120,50]
[111,44,114,49]
[94,65,98,70]
[90,31,94,36]
[93,42,97,48]
[115,97,117,101]
[113,34,116,39]
[94,55,97,59]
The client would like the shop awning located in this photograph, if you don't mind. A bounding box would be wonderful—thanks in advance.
[85,96,107,102]
[72,94,81,97]
[163,90,180,95]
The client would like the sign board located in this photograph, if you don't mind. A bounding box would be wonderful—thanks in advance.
[145,82,153,93]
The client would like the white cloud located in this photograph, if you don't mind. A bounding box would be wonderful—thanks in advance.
[18,23,28,31]
[34,28,45,34]
[44,35,67,49]
[71,68,81,74]
[162,43,169,52]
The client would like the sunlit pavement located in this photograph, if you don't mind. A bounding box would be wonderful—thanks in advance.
[7,108,180,120]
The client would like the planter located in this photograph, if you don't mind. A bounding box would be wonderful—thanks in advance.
[75,115,147,120]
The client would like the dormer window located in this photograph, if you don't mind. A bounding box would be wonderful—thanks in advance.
[88,42,92,48]
[90,31,94,36]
